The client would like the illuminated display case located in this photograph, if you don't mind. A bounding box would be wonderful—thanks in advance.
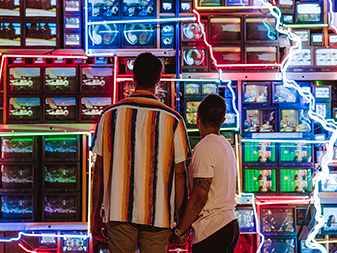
[245,17,278,44]
[0,163,35,191]
[242,142,277,167]
[43,135,79,162]
[0,193,35,222]
[279,167,312,195]
[0,136,35,161]
[209,16,242,45]
[235,206,256,232]
[243,167,277,194]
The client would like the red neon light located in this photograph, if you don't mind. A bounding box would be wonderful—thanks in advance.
[113,56,118,104]
[18,243,43,253]
[255,198,314,205]
[193,9,281,69]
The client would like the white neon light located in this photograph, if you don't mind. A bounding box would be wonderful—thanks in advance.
[116,77,221,83]
[253,1,337,252]
[87,17,196,25]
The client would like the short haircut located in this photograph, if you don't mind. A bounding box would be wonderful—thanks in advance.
[198,94,227,128]
[133,52,163,89]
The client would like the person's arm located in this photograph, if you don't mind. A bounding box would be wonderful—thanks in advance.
[175,161,187,220]
[176,177,212,233]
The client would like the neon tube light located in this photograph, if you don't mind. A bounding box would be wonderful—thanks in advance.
[0,132,91,137]
[193,9,281,69]
[18,243,39,253]
[240,139,327,144]
[255,198,314,205]
[250,1,337,252]
[193,0,269,10]
[187,127,239,132]
[113,56,118,104]
[284,24,329,28]
[87,17,196,25]
[116,78,221,83]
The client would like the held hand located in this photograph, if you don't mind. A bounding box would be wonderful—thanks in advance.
[170,233,187,248]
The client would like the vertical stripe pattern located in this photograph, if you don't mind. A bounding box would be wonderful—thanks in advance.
[91,91,191,228]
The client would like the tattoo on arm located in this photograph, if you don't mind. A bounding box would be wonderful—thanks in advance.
[195,178,211,191]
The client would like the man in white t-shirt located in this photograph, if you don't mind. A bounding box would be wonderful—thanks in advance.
[172,94,239,253]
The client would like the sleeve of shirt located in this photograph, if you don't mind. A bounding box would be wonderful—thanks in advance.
[173,118,192,164]
[190,143,215,178]
[90,114,104,156]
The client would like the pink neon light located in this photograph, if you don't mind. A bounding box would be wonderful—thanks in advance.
[193,9,282,69]
[256,198,314,205]
[18,243,42,253]
[3,54,88,59]
[113,56,118,104]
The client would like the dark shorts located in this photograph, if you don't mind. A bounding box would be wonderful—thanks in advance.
[192,219,240,253]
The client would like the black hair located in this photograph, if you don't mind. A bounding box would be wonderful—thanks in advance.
[133,52,163,89]
[198,94,226,128]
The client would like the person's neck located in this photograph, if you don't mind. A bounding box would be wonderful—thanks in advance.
[135,87,155,94]
[200,126,220,140]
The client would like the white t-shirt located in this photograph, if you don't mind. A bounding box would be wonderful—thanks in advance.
[189,133,237,244]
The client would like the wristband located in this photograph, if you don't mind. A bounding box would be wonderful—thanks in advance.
[174,227,186,237]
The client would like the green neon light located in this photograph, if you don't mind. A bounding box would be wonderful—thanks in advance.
[2,138,33,141]
[187,127,239,133]
[0,132,90,137]
[45,137,77,141]
[284,24,329,28]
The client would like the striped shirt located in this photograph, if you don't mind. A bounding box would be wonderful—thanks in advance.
[91,90,191,229]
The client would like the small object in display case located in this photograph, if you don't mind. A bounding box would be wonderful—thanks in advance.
[44,163,78,190]
[65,17,80,29]
[243,109,275,133]
[1,164,34,190]
[88,0,119,20]
[122,0,155,17]
[65,0,80,12]
[209,17,241,44]
[278,0,294,12]
[245,17,277,43]
[262,238,296,253]
[94,57,107,64]
[44,135,78,160]
[243,168,277,193]
[289,48,312,66]
[81,67,113,93]
[227,0,249,6]
[25,0,57,17]
[202,83,217,95]
[81,96,112,121]
[0,137,34,160]
[315,48,337,66]
[184,82,201,96]
[296,1,323,24]
[45,67,77,91]
[39,233,57,248]
[123,24,155,48]
[320,171,337,193]
[88,23,119,48]
[283,14,293,24]
[329,34,337,46]
[321,205,337,235]
[0,22,21,47]
[181,47,208,71]
[279,109,312,133]
[43,193,78,220]
[280,168,312,194]
[223,112,235,126]
[64,33,80,47]
[200,0,220,6]
[54,57,64,64]
[124,58,136,74]
[311,33,323,46]
[161,24,174,49]
[242,142,276,166]
[213,47,242,65]
[61,235,88,252]
[25,22,58,47]
[181,22,204,42]
[314,86,331,100]
[180,1,191,13]
[0,193,34,221]
[315,102,330,119]
[8,67,41,92]
[185,100,201,128]
[34,58,45,64]
[13,57,24,64]
[0,0,21,17]
[235,206,255,232]
[273,83,298,104]
[261,206,296,235]
[243,82,270,105]
[246,46,278,64]
[8,97,41,122]
[299,83,311,106]
[279,143,313,166]
[161,0,174,13]
[44,97,77,121]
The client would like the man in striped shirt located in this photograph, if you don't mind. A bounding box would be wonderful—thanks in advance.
[91,53,191,253]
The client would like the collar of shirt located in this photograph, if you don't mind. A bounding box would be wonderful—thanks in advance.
[130,90,158,100]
